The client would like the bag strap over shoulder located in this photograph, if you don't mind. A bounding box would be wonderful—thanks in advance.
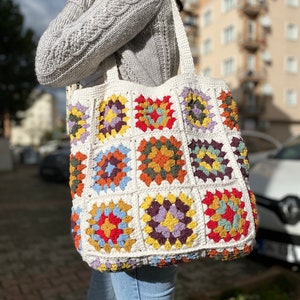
[104,55,119,82]
[170,0,195,74]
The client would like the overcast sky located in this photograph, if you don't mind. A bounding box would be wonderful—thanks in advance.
[14,0,65,38]
[14,0,66,115]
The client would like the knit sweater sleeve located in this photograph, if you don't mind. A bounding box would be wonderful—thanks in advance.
[35,0,163,87]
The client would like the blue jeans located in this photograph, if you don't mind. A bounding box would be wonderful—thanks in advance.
[87,265,178,300]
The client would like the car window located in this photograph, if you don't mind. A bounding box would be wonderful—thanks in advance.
[274,140,300,160]
[243,136,277,153]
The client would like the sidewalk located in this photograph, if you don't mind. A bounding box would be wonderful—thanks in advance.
[0,165,91,300]
[0,165,292,300]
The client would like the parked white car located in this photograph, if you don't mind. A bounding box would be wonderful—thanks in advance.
[249,136,300,264]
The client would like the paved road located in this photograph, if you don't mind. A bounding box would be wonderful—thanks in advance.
[0,165,296,300]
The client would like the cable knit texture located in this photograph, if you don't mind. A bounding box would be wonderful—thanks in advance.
[35,0,179,87]
[67,0,95,10]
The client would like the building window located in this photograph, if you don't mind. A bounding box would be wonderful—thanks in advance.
[247,55,256,71]
[286,23,298,40]
[222,57,235,75]
[223,0,236,13]
[287,0,299,7]
[223,25,235,44]
[184,15,197,28]
[202,10,212,27]
[286,56,298,73]
[285,90,297,106]
[244,90,256,112]
[202,67,212,77]
[202,38,212,55]
[247,20,256,40]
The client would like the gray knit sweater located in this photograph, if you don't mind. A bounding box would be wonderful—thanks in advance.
[35,0,179,88]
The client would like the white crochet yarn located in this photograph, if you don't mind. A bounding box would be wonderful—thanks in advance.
[64,0,258,272]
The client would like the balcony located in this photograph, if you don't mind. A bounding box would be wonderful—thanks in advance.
[238,69,266,83]
[238,92,266,117]
[240,37,261,51]
[239,104,265,117]
[238,0,268,17]
[183,1,199,14]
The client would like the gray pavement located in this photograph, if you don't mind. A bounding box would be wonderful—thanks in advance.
[0,165,297,300]
[0,165,91,300]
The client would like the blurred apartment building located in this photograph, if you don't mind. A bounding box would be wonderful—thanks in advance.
[10,90,61,147]
[187,0,300,141]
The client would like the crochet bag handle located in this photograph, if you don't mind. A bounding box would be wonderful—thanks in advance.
[105,0,195,81]
[170,0,195,74]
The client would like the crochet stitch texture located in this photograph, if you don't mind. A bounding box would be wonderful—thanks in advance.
[67,76,258,272]
[36,0,257,272]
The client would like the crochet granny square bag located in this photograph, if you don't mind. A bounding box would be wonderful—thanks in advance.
[67,0,258,272]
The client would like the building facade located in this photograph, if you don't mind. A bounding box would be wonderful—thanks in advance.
[199,0,300,141]
[10,90,61,147]
[182,0,200,68]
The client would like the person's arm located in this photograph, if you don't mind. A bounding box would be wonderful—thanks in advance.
[35,0,163,87]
